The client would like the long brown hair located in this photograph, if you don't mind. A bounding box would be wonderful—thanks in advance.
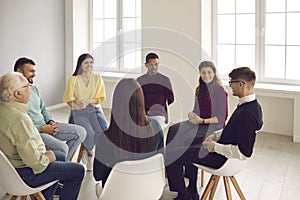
[195,61,222,99]
[106,78,155,154]
[72,53,94,76]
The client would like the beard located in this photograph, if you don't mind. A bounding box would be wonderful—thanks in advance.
[27,77,34,84]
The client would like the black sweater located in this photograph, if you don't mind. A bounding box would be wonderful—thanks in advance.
[218,99,263,157]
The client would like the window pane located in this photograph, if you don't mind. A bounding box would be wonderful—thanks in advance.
[104,0,116,18]
[217,0,235,14]
[265,13,285,45]
[123,0,136,18]
[236,14,255,44]
[218,15,235,44]
[123,18,136,42]
[287,13,300,45]
[93,43,104,69]
[136,19,141,43]
[236,45,255,69]
[136,0,141,17]
[266,0,286,12]
[104,43,117,70]
[93,19,104,43]
[123,44,137,69]
[217,45,235,76]
[287,0,300,12]
[265,46,285,79]
[286,46,300,80]
[236,0,255,13]
[104,19,117,41]
[93,0,103,18]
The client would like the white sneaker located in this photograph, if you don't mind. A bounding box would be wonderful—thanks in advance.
[81,150,88,165]
[86,154,94,171]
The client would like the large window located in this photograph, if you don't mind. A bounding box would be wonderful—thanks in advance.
[214,0,300,85]
[92,0,141,73]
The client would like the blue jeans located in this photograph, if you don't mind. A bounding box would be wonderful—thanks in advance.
[16,161,85,200]
[40,122,86,161]
[71,105,108,151]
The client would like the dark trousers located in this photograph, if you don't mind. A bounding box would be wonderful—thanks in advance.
[165,121,225,194]
[16,161,85,200]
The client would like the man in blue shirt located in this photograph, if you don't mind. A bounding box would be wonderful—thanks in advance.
[14,57,86,161]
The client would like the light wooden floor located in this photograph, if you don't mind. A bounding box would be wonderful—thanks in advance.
[1,106,300,200]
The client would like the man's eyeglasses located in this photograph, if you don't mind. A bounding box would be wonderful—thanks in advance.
[228,80,246,86]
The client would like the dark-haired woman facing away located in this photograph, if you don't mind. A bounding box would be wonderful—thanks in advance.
[93,78,164,187]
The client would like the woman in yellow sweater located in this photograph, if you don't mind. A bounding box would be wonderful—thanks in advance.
[63,53,108,171]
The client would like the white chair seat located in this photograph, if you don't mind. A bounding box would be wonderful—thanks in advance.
[98,153,165,200]
[194,158,247,200]
[0,149,58,200]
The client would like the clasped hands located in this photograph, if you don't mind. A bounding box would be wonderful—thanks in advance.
[40,122,59,135]
[202,133,217,152]
[73,99,91,110]
[188,112,204,124]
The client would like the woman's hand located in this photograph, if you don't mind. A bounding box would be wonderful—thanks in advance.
[80,99,90,108]
[188,112,203,124]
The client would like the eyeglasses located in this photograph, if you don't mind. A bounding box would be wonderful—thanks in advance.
[228,80,246,86]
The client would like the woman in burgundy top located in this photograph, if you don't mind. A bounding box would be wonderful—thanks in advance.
[166,61,228,159]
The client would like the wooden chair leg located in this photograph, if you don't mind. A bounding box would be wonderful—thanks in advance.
[20,196,27,200]
[229,176,246,200]
[209,176,220,200]
[30,194,36,200]
[34,192,46,200]
[201,169,204,187]
[69,148,76,161]
[10,196,18,200]
[77,143,85,162]
[201,175,217,200]
[223,176,232,200]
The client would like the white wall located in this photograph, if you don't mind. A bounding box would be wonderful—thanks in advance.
[1,0,296,138]
[0,0,65,106]
[101,0,297,139]
[65,0,90,80]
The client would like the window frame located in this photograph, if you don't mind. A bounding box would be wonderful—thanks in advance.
[90,0,142,74]
[212,0,300,86]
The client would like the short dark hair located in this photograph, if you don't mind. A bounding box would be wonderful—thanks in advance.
[229,67,256,83]
[13,57,35,72]
[145,52,159,63]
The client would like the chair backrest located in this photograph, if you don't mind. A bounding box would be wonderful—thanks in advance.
[0,149,57,196]
[99,153,165,200]
[195,158,247,177]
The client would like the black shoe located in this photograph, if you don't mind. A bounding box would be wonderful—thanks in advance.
[187,186,199,200]
[54,182,63,197]
[173,189,192,200]
[191,192,199,200]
